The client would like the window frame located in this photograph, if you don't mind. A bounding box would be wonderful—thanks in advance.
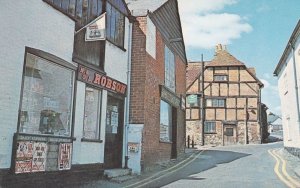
[106,2,125,49]
[204,121,216,134]
[206,99,226,107]
[18,47,76,138]
[82,85,103,142]
[164,45,176,92]
[159,100,173,142]
[214,75,228,82]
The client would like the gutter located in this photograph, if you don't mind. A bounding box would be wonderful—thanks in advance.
[290,42,300,127]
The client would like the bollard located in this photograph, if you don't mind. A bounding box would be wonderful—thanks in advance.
[187,135,190,148]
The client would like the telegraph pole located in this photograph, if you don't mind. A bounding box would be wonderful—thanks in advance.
[201,54,205,146]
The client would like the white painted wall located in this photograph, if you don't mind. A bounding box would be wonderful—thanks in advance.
[72,82,107,164]
[277,35,300,149]
[0,1,75,169]
[146,16,156,59]
[105,19,130,83]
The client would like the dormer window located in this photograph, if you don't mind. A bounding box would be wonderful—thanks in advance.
[214,75,228,82]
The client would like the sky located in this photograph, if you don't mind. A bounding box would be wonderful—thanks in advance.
[178,0,300,115]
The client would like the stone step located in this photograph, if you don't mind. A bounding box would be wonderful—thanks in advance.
[110,175,136,183]
[104,168,132,179]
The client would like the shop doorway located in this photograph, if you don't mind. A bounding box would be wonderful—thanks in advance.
[171,107,177,159]
[104,95,124,168]
[223,125,236,146]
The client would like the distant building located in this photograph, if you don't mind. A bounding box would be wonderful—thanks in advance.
[186,44,264,146]
[274,20,300,157]
[267,112,282,132]
[126,0,187,172]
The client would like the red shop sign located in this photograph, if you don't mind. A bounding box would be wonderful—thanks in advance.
[78,65,127,95]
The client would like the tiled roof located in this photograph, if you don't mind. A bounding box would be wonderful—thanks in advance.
[186,61,208,89]
[125,0,168,16]
[206,44,245,67]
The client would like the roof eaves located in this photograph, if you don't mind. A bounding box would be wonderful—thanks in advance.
[274,19,300,76]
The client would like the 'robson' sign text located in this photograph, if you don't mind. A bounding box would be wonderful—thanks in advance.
[78,65,127,96]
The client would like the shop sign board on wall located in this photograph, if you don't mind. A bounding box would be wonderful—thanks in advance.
[78,65,127,96]
[58,143,72,170]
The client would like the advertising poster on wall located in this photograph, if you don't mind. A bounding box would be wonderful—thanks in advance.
[15,141,33,174]
[58,143,72,170]
[32,142,47,172]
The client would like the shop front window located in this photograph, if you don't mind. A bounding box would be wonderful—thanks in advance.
[160,100,172,142]
[19,53,74,136]
[83,86,101,139]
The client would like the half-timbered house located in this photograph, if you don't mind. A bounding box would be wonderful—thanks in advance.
[186,44,264,146]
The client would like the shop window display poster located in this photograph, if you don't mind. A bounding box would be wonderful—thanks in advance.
[32,142,47,172]
[15,141,48,173]
[15,141,33,174]
[58,143,72,170]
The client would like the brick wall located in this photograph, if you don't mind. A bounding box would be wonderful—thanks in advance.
[130,16,186,171]
[129,17,147,124]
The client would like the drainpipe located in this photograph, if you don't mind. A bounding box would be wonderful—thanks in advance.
[258,88,262,144]
[289,42,300,127]
[124,21,133,169]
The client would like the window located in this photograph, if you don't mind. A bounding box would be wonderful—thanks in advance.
[214,75,228,81]
[44,0,103,23]
[106,2,125,48]
[160,100,172,142]
[225,128,234,136]
[146,16,156,58]
[83,87,102,139]
[165,46,175,92]
[283,73,288,95]
[204,122,216,133]
[206,99,225,107]
[19,53,74,136]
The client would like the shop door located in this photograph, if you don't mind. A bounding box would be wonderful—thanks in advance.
[104,95,124,168]
[224,125,236,146]
[171,107,177,159]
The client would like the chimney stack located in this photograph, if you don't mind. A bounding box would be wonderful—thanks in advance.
[215,44,227,54]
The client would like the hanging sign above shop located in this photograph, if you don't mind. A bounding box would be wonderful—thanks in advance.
[85,13,106,41]
[78,65,127,96]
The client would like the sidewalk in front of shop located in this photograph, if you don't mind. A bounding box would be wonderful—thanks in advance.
[75,147,200,188]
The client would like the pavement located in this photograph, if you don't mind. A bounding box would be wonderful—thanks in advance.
[72,147,200,188]
[279,148,300,178]
[78,142,300,188]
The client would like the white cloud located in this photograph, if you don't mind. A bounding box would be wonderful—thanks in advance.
[263,73,271,79]
[179,0,237,15]
[261,79,270,88]
[260,77,281,114]
[178,0,252,49]
[256,4,271,13]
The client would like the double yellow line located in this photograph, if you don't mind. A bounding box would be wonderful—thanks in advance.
[124,149,205,188]
[268,148,300,188]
